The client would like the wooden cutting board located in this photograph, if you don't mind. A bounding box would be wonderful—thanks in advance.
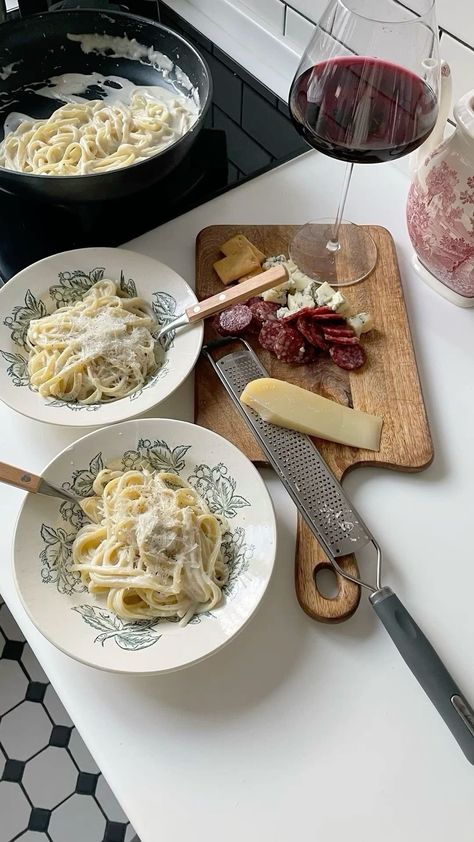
[195,225,433,623]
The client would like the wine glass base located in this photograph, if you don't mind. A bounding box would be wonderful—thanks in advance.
[289,219,377,287]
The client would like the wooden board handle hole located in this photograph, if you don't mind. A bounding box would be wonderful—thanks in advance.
[313,564,340,600]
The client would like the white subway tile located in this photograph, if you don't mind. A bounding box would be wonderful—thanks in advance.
[229,0,285,35]
[284,7,316,52]
[440,31,474,119]
[433,0,474,47]
[284,0,326,23]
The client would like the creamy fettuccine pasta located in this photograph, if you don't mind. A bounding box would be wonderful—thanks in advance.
[73,468,228,623]
[0,89,196,175]
[26,279,157,404]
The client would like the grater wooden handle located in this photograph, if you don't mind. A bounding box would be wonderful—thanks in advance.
[295,516,361,623]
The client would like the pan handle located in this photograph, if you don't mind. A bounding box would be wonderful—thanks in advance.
[370,587,474,764]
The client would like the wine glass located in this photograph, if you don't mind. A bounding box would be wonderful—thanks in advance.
[288,0,440,285]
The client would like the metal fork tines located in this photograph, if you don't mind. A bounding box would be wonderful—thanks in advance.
[203,339,374,562]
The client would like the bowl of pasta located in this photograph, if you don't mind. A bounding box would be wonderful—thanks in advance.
[0,246,203,426]
[13,418,277,673]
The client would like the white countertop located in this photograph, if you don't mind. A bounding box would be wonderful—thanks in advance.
[1,150,474,841]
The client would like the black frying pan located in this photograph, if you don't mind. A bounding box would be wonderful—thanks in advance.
[0,9,211,202]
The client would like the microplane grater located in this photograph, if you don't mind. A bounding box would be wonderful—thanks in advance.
[202,337,474,764]
[202,338,373,563]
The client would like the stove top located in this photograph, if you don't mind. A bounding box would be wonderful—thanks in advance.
[0,5,307,282]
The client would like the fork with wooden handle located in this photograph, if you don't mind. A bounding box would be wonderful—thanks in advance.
[156,264,288,340]
[0,461,80,504]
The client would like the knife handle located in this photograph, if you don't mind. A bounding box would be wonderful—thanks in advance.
[185,265,287,323]
[0,461,41,493]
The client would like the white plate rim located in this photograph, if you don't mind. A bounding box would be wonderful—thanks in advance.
[0,246,203,427]
[12,418,277,675]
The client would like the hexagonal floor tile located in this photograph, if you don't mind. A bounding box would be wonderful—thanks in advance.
[0,660,28,715]
[125,826,139,842]
[15,833,47,841]
[20,644,49,684]
[0,781,30,840]
[95,775,128,824]
[49,794,106,842]
[0,629,5,658]
[68,729,99,774]
[0,701,51,760]
[43,685,73,727]
[0,752,5,780]
[23,747,78,810]
[0,603,25,642]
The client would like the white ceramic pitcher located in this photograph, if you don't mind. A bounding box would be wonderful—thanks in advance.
[406,62,474,307]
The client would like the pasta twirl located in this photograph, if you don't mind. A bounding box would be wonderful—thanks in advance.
[73,468,228,623]
[0,90,196,176]
[26,279,158,404]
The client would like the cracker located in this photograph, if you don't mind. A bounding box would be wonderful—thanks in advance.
[238,267,263,282]
[213,248,261,285]
[221,234,265,263]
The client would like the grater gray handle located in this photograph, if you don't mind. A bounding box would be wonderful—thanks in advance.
[370,587,474,764]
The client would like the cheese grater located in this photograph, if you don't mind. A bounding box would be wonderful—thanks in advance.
[202,337,474,765]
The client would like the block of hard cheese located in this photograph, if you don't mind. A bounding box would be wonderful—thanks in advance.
[240,378,382,451]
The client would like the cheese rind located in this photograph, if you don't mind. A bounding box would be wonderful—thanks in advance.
[240,378,383,451]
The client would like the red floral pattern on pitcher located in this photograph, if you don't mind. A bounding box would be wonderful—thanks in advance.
[407,151,474,297]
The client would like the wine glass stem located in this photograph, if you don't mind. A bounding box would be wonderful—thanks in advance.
[327,163,354,253]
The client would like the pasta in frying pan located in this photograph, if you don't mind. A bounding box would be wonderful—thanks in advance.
[0,89,197,176]
[26,279,158,404]
[73,468,228,623]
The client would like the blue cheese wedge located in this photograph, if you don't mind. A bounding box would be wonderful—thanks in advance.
[259,258,368,327]
[315,282,336,306]
[346,312,374,337]
[261,281,293,304]
[262,254,287,269]
[328,290,351,315]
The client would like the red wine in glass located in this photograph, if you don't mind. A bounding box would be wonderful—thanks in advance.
[289,57,438,164]
[287,0,440,285]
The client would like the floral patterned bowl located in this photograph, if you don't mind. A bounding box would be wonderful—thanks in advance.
[12,418,277,673]
[0,247,203,426]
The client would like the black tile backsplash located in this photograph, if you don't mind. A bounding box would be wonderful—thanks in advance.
[205,52,243,124]
[242,87,304,159]
[213,106,273,174]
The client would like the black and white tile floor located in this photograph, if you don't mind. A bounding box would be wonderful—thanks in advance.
[0,594,139,842]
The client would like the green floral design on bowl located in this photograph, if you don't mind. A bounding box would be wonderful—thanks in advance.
[0,268,176,411]
[38,440,254,650]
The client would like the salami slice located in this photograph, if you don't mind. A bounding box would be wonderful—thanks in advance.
[329,343,366,370]
[299,343,318,364]
[258,320,285,353]
[296,316,328,350]
[273,324,308,364]
[322,326,355,338]
[214,304,253,336]
[248,298,279,329]
[281,306,317,323]
[323,331,359,345]
[310,312,346,323]
[308,305,335,316]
